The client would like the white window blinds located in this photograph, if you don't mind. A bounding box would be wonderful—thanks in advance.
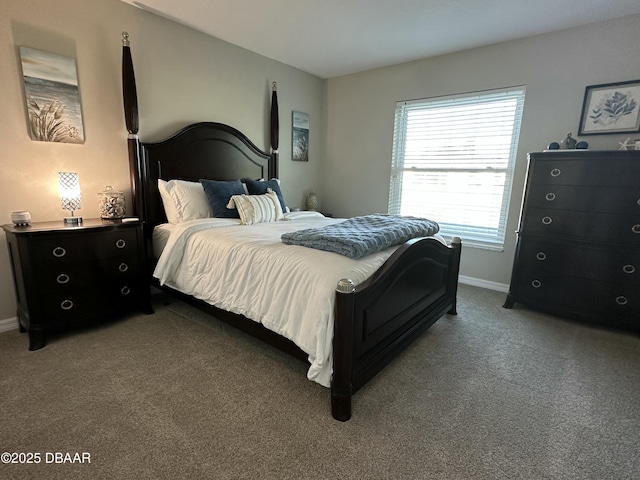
[389,87,526,250]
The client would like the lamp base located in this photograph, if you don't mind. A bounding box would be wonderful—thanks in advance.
[63,216,83,225]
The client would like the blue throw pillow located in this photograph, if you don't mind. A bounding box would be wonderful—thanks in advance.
[244,179,286,212]
[200,179,245,218]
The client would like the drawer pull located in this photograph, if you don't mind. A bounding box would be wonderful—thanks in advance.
[545,193,556,201]
[550,168,561,177]
[52,246,67,258]
[121,286,131,296]
[531,280,542,288]
[56,273,70,284]
[623,264,635,274]
[542,216,553,225]
[119,262,129,273]
[116,239,126,249]
[60,299,74,310]
[536,252,547,261]
[633,224,640,234]
[616,296,628,306]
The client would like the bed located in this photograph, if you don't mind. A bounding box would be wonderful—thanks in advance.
[121,34,461,421]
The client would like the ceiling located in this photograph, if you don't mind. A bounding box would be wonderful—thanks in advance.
[121,0,640,79]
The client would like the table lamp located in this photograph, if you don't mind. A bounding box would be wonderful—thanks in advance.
[58,172,83,225]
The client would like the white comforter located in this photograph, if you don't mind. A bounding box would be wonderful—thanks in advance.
[154,212,431,387]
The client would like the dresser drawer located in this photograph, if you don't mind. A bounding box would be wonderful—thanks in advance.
[530,157,640,187]
[518,240,640,283]
[32,228,139,265]
[523,208,640,243]
[512,273,639,323]
[526,185,640,214]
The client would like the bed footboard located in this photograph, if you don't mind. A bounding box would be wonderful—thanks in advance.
[332,237,461,421]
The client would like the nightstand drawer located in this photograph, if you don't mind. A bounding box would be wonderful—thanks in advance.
[36,255,142,293]
[32,229,139,265]
[42,282,144,324]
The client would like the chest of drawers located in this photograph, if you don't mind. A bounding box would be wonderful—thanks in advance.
[2,219,153,350]
[504,151,640,331]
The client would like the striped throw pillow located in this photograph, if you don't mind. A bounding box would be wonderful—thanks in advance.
[226,189,283,225]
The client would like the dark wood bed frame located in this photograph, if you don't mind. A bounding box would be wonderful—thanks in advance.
[121,34,461,421]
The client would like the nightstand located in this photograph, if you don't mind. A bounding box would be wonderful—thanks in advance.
[2,219,153,350]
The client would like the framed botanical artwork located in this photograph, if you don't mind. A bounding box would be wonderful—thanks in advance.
[578,79,640,135]
[292,111,309,161]
[19,47,85,144]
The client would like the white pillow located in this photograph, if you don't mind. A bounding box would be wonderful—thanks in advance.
[158,179,212,223]
[226,190,283,225]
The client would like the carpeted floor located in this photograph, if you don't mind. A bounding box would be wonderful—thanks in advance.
[0,284,638,480]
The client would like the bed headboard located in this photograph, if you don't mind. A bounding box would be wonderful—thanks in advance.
[121,32,279,244]
[137,122,276,237]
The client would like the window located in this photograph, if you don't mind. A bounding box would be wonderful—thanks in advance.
[389,87,526,250]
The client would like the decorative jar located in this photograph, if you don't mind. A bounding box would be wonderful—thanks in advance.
[98,186,126,219]
[306,191,319,211]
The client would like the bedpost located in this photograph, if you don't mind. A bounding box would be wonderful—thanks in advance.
[447,237,462,315]
[122,32,144,220]
[270,81,279,179]
[332,278,356,421]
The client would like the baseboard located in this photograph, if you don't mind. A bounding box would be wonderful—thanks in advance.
[0,317,19,333]
[459,275,509,293]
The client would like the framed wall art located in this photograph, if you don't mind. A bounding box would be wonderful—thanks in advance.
[292,111,309,161]
[578,79,640,136]
[19,47,85,144]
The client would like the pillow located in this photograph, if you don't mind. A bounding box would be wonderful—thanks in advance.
[158,180,180,224]
[200,179,245,218]
[158,179,212,223]
[226,190,283,225]
[244,179,287,213]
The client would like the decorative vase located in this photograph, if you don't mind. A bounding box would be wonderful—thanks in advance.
[98,186,126,219]
[306,191,319,211]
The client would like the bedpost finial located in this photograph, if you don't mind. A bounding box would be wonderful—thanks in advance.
[336,278,355,294]
[272,81,277,91]
[122,31,130,47]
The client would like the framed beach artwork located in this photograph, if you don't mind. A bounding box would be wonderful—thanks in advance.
[292,111,309,161]
[19,47,85,144]
[578,79,640,136]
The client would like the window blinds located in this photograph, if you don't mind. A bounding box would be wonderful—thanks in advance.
[389,87,526,250]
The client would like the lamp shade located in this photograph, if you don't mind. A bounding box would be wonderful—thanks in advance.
[58,172,82,213]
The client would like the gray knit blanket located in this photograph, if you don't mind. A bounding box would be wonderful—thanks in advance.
[281,214,439,259]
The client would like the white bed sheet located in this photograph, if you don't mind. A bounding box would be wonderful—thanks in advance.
[153,212,445,387]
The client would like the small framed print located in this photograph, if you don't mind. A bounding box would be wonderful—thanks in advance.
[578,79,640,136]
[292,111,309,161]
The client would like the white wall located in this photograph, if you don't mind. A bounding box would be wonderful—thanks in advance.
[0,0,325,321]
[322,14,640,289]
